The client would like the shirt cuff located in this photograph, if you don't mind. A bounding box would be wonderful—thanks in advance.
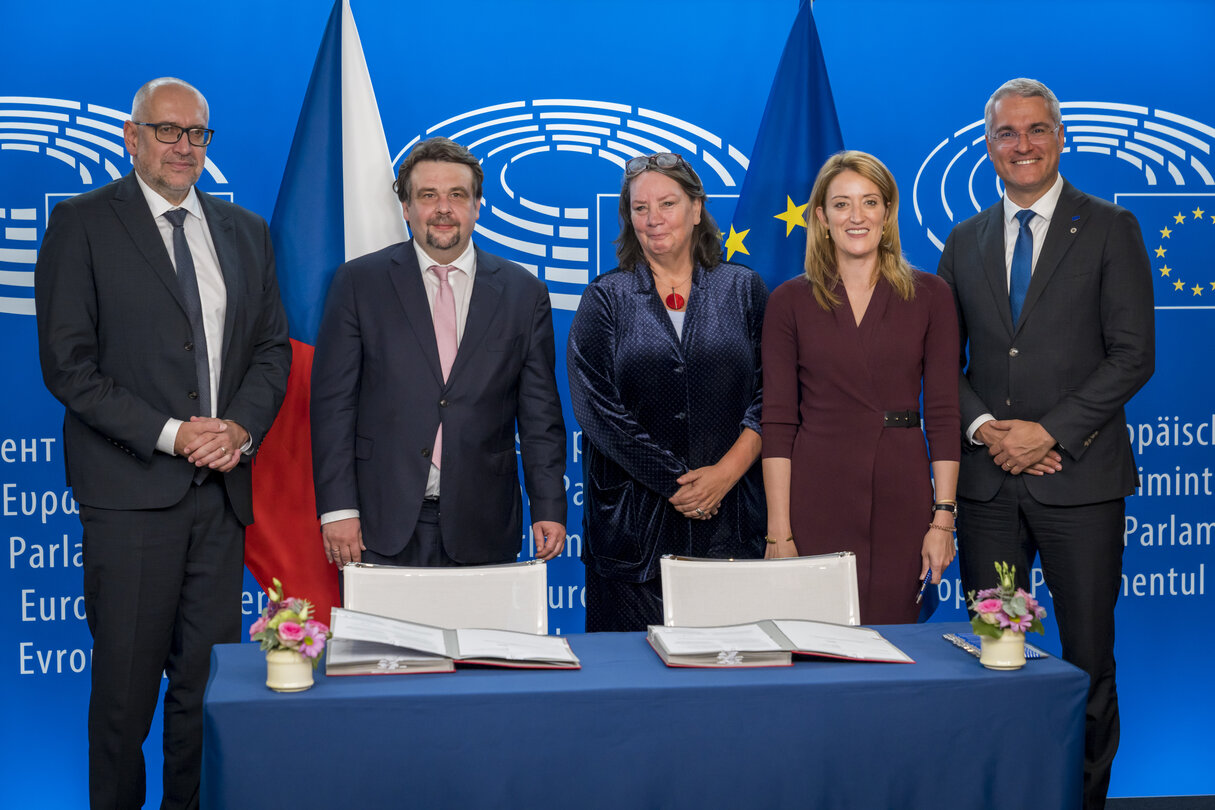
[321,509,360,525]
[157,418,184,455]
[966,414,995,445]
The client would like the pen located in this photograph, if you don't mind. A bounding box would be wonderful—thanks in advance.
[916,568,932,604]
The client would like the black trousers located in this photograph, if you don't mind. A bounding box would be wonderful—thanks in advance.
[361,499,515,568]
[958,475,1124,810]
[81,477,244,810]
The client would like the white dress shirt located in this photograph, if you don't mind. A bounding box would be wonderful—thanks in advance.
[134,174,229,456]
[966,174,1064,443]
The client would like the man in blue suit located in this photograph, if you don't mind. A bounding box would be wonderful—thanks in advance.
[311,137,566,568]
[36,77,291,808]
[938,78,1155,810]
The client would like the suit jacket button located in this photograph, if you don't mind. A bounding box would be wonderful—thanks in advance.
[184,341,193,351]
[188,391,199,400]
[439,399,448,407]
[1005,398,1012,406]
[1008,348,1019,357]
[421,448,431,458]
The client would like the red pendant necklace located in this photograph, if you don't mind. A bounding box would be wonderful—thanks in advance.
[664,287,686,311]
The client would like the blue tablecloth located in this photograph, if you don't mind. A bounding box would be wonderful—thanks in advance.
[203,622,1086,809]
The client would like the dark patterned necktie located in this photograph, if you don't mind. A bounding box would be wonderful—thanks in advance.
[164,208,212,483]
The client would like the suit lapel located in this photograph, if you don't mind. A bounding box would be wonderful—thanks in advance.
[451,247,504,381]
[388,241,445,384]
[976,202,1015,335]
[1017,180,1086,330]
[109,174,186,313]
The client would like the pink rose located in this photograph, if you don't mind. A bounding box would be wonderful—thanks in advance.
[277,621,305,644]
[249,616,268,639]
[974,598,1003,615]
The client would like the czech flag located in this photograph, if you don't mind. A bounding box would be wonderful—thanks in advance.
[245,0,407,622]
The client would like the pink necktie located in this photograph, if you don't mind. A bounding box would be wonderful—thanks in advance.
[430,265,458,469]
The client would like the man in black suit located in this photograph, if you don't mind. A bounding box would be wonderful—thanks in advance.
[311,137,566,569]
[938,78,1154,809]
[35,77,290,808]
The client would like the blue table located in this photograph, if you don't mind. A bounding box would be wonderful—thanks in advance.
[203,622,1086,809]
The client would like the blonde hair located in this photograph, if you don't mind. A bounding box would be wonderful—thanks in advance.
[804,150,915,310]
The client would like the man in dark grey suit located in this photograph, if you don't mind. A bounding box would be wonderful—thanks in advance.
[938,78,1154,810]
[311,137,566,569]
[35,77,290,808]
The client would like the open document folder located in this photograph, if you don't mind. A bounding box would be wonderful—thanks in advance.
[647,619,914,668]
[326,608,580,675]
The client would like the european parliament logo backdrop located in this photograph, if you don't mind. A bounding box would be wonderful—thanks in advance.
[2,0,1212,804]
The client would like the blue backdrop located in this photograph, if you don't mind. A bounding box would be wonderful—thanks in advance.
[2,1,1211,805]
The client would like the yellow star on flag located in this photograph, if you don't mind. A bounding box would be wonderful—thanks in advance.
[725,225,750,261]
[1155,246,1167,258]
[1159,265,1172,277]
[774,196,810,237]
[1174,212,1186,224]
[1193,206,1206,220]
[1173,279,1186,291]
[1210,281,1215,290]
[1194,284,1204,296]
[1160,226,1172,238]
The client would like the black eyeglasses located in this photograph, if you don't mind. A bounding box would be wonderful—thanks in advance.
[625,152,688,176]
[131,121,214,147]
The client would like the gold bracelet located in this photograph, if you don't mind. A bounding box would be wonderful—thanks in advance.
[928,522,955,533]
[765,536,794,545]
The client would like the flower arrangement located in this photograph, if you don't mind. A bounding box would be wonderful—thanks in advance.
[966,562,1046,639]
[249,578,331,668]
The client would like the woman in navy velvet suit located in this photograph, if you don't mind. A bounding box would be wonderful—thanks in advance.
[762,151,960,624]
[568,153,767,632]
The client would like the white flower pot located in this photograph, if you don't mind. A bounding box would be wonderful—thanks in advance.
[265,648,314,692]
[979,631,1026,670]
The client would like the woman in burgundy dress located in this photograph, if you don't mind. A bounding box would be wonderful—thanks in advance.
[761,151,960,624]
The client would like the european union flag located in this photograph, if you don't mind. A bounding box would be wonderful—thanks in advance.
[726,0,843,291]
[1121,194,1215,309]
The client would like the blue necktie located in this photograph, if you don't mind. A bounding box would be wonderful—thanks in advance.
[1009,209,1035,325]
[164,208,212,483]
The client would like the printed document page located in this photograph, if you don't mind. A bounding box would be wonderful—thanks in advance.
[455,628,577,662]
[650,623,784,655]
[772,620,912,662]
[331,608,447,656]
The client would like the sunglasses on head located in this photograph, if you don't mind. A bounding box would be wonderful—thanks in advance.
[624,152,687,176]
